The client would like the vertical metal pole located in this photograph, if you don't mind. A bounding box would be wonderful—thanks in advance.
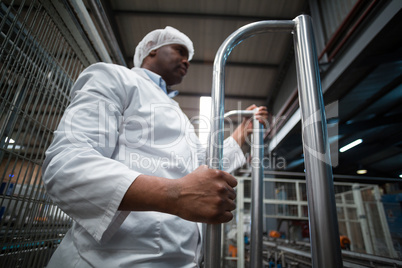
[293,15,343,267]
[236,177,245,268]
[205,48,225,268]
[249,113,264,268]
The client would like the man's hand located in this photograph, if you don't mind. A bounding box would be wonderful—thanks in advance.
[119,165,238,224]
[231,105,269,147]
[242,104,269,134]
[172,165,237,224]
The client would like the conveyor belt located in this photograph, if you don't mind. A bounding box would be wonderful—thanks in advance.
[263,239,402,268]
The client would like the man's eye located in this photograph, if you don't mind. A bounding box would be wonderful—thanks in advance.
[176,47,186,56]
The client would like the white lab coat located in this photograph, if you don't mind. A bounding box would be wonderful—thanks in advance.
[42,63,246,267]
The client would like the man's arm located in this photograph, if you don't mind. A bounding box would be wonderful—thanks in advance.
[118,165,237,224]
[231,105,269,147]
[119,105,269,224]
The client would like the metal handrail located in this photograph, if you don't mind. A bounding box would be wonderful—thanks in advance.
[205,15,343,268]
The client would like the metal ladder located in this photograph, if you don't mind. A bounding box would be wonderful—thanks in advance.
[205,15,343,268]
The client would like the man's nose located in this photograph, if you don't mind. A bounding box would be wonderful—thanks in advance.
[182,58,190,69]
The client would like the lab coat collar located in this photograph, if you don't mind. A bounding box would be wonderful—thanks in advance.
[133,68,179,98]
[142,68,168,94]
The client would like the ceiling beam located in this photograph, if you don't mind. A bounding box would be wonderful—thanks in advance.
[360,147,402,167]
[113,10,290,22]
[340,73,402,124]
[340,113,402,135]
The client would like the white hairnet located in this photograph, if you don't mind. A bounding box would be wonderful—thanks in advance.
[134,26,194,67]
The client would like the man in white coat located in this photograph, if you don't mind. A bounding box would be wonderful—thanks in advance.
[42,26,268,267]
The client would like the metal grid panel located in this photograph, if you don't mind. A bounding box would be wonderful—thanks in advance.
[0,0,84,266]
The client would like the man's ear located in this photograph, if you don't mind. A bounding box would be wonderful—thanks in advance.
[142,49,157,67]
[149,49,157,57]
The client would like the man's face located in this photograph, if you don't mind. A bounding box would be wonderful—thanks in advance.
[152,44,190,86]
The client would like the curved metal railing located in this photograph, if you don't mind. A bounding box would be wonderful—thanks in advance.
[205,15,342,268]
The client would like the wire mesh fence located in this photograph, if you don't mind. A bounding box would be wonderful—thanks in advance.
[0,0,85,266]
